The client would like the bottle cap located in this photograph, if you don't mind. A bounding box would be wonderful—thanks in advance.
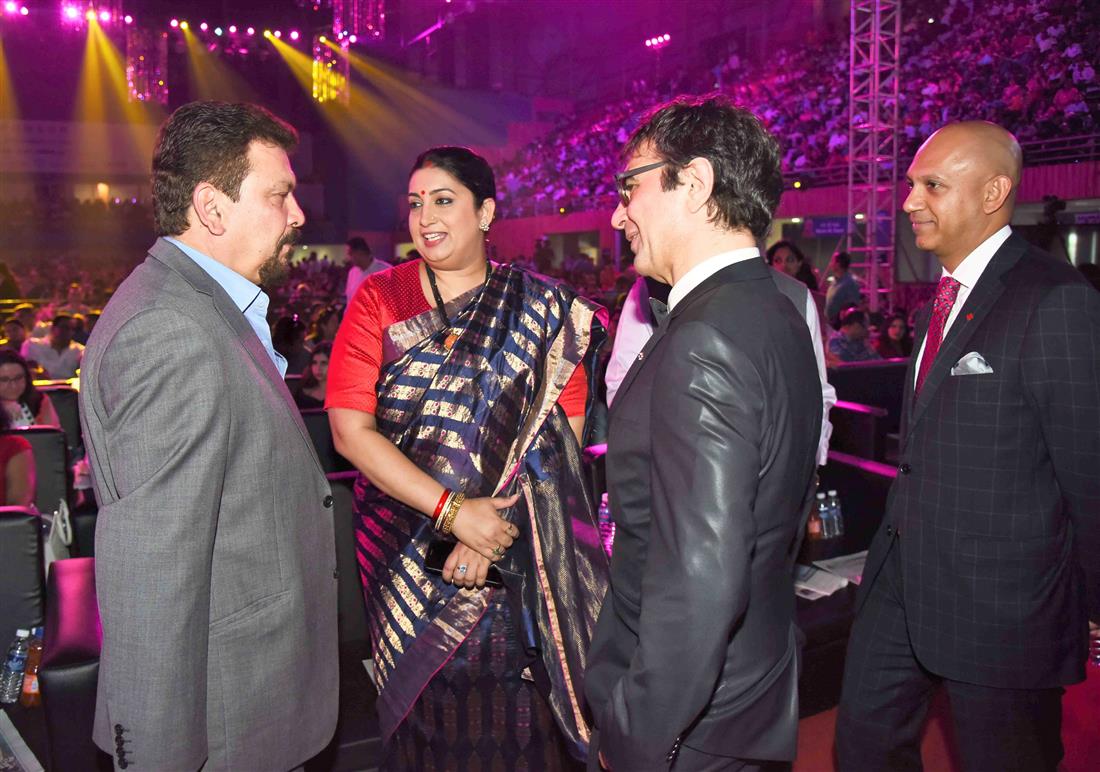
[827,489,838,496]
[816,492,826,499]
[15,629,29,637]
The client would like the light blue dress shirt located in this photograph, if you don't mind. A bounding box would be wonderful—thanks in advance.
[165,237,288,377]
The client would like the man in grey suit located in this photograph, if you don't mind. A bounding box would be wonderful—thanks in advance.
[584,95,821,770]
[80,102,338,771]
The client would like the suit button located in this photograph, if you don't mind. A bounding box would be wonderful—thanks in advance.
[898,463,911,475]
[114,725,124,735]
[323,494,334,508]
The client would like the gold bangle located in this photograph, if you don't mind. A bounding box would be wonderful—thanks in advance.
[440,492,465,535]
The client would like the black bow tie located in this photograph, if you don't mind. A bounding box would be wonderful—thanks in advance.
[649,297,670,327]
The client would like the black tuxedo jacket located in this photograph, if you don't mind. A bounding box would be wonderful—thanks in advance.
[584,257,822,769]
[857,233,1100,688]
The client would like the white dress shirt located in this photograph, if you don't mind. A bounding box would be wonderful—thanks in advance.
[913,225,1012,386]
[605,247,835,464]
[668,247,761,311]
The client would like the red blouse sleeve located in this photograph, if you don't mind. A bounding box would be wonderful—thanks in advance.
[557,362,588,417]
[326,279,383,414]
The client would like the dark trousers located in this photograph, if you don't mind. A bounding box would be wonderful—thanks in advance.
[836,537,1064,772]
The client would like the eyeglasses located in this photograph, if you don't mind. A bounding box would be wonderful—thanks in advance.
[614,160,667,207]
[0,374,26,386]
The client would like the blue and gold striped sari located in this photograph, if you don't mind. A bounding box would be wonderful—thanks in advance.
[354,263,608,768]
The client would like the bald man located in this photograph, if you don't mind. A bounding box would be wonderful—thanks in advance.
[836,122,1100,772]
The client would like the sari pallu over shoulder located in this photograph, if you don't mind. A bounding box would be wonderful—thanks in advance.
[354,262,609,761]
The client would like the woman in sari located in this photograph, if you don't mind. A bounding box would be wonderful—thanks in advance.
[327,146,608,770]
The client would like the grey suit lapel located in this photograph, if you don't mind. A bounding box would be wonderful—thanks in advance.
[149,238,325,475]
[907,235,1026,433]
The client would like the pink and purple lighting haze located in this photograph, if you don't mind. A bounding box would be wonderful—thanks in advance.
[4,1,17,14]
[62,5,79,21]
[98,9,110,22]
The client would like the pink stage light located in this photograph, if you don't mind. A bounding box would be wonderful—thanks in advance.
[18,4,27,14]
[290,30,300,40]
[99,9,110,21]
[348,34,358,43]
[663,33,670,41]
[124,14,133,24]
[645,39,652,47]
[246,26,255,35]
[228,24,237,33]
[63,5,79,20]
[170,18,179,28]
[274,30,282,38]
[200,22,208,31]
[4,2,16,14]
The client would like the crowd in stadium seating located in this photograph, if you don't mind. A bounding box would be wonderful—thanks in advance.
[493,0,1099,218]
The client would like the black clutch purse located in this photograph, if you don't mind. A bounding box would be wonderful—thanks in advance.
[424,539,505,588]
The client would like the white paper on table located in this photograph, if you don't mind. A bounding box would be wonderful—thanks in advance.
[795,563,849,599]
[813,550,869,586]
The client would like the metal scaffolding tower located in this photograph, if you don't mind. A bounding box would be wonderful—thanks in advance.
[847,0,900,311]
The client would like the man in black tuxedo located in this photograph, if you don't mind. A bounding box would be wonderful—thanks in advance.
[836,122,1100,772]
[584,95,822,771]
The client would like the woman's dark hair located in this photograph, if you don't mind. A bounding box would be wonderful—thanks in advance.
[310,307,339,341]
[0,348,41,415]
[876,313,913,357]
[153,101,299,236]
[410,146,496,208]
[271,315,306,352]
[766,240,818,291]
[300,342,332,390]
[624,93,782,240]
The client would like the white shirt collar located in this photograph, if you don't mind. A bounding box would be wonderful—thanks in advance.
[943,225,1012,288]
[668,247,760,311]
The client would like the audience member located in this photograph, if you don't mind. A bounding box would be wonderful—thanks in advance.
[0,406,35,508]
[20,314,84,379]
[271,314,312,375]
[768,239,820,291]
[825,252,862,326]
[873,313,914,358]
[829,306,882,362]
[0,349,61,428]
[343,237,391,305]
[293,343,330,410]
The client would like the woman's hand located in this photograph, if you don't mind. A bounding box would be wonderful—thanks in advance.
[442,543,492,589]
[450,493,521,560]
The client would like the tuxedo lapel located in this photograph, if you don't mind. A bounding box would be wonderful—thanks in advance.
[149,239,324,474]
[907,235,1026,433]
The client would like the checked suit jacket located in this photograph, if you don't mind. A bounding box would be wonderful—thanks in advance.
[857,232,1100,689]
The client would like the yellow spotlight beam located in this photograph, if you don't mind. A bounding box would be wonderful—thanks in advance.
[336,44,497,146]
[181,26,259,102]
[73,20,163,194]
[0,34,28,188]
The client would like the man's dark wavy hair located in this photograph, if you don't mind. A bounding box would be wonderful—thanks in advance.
[152,101,298,236]
[624,93,783,240]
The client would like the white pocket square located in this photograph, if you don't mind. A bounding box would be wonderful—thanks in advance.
[951,351,994,376]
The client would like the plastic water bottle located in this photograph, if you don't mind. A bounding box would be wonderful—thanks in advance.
[598,493,615,557]
[20,626,45,707]
[813,492,831,539]
[826,490,845,537]
[0,629,30,704]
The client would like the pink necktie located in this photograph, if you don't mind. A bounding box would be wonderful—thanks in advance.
[915,275,962,397]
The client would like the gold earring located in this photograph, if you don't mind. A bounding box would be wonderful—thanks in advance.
[479,221,489,232]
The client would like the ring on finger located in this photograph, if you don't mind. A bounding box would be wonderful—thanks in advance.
[492,544,504,558]
[456,564,468,575]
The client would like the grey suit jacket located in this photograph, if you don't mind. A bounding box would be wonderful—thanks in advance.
[80,238,339,771]
[584,257,822,769]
